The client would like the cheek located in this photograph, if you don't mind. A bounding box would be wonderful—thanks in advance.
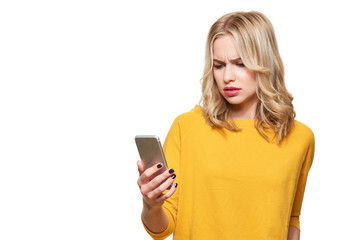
[247,69,257,82]
[249,73,257,90]
[245,80,257,92]
[213,71,222,85]
[239,71,256,88]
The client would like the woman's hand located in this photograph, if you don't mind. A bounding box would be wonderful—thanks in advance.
[137,161,178,209]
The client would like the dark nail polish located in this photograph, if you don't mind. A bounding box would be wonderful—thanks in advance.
[174,183,178,188]
[169,168,174,174]
[171,174,176,179]
[157,163,163,168]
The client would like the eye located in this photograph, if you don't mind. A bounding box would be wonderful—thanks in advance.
[214,64,224,69]
[236,62,245,67]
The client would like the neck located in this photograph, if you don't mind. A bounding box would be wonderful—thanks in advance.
[229,98,259,120]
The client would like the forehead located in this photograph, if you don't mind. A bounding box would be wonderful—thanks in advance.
[212,34,240,59]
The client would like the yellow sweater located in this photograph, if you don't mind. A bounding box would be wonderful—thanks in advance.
[142,105,315,240]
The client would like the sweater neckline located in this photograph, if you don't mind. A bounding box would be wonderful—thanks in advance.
[194,104,256,127]
[233,119,256,127]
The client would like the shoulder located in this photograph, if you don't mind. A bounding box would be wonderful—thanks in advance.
[293,120,314,139]
[173,105,205,124]
[291,120,315,147]
[171,105,207,132]
[164,105,207,145]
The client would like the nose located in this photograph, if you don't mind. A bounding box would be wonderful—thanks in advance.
[223,64,235,83]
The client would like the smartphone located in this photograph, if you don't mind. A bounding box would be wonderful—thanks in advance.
[135,135,168,178]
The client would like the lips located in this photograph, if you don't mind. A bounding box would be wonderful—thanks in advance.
[224,86,242,97]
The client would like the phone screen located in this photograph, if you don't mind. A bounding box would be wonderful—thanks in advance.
[135,135,168,177]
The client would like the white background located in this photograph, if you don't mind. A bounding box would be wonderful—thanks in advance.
[1,0,359,239]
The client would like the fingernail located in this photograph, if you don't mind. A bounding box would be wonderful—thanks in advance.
[169,168,174,174]
[171,174,176,179]
[157,163,163,168]
[174,183,178,188]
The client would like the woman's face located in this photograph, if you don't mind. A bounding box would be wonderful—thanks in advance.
[212,34,258,117]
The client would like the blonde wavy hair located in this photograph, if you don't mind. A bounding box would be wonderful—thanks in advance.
[200,11,296,144]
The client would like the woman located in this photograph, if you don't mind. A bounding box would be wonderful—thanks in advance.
[137,11,315,240]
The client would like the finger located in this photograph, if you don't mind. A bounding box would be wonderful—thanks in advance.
[137,160,145,176]
[146,168,174,192]
[146,173,176,200]
[140,168,173,195]
[156,182,178,202]
[139,162,165,184]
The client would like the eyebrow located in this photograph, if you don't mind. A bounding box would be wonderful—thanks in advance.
[213,58,242,63]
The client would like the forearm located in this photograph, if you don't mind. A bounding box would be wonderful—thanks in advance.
[287,225,300,240]
[141,199,169,233]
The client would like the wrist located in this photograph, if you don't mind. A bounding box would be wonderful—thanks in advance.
[142,198,163,212]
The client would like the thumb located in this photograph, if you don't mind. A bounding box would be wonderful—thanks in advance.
[137,160,145,175]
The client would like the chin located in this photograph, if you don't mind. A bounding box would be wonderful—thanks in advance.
[224,97,244,105]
